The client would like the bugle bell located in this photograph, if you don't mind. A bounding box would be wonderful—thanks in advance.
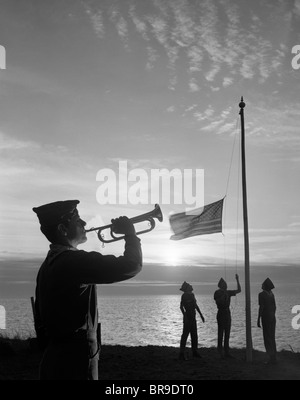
[85,204,163,243]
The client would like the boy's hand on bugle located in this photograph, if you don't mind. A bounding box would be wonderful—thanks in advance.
[111,216,136,236]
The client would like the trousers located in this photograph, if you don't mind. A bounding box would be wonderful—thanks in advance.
[180,315,198,352]
[217,309,231,354]
[262,316,277,361]
[39,332,100,380]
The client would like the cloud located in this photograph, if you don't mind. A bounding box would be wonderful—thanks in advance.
[108,4,130,50]
[205,64,221,82]
[187,45,204,72]
[220,0,245,69]
[294,0,300,16]
[169,0,196,47]
[188,78,200,92]
[84,0,292,89]
[0,132,40,151]
[0,131,113,256]
[183,104,198,113]
[200,119,224,132]
[0,132,96,191]
[195,99,300,150]
[198,105,233,133]
[193,105,215,122]
[116,16,129,45]
[240,54,256,79]
[221,225,300,265]
[166,105,175,112]
[288,222,300,228]
[145,46,160,70]
[84,5,105,39]
[146,14,169,47]
[223,77,234,87]
[129,4,149,41]
[244,102,300,150]
[215,122,236,135]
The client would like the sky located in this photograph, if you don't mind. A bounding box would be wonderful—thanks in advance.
[0,0,300,297]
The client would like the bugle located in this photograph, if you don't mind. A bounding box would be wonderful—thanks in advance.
[85,204,163,243]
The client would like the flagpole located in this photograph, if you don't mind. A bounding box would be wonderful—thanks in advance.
[239,97,253,362]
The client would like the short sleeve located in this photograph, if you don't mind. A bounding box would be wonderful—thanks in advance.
[227,290,237,297]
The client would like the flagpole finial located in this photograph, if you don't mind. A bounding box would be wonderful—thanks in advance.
[239,96,245,109]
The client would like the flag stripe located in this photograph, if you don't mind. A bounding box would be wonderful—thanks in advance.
[169,199,224,240]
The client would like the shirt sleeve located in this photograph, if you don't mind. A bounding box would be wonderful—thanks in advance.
[56,235,142,284]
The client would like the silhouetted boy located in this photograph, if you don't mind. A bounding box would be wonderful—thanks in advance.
[214,274,241,358]
[179,281,205,360]
[257,278,277,364]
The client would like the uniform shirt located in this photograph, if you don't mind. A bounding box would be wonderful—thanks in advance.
[180,292,198,319]
[214,289,237,311]
[258,290,276,320]
[35,236,142,339]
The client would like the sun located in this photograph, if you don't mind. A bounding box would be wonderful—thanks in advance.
[162,243,184,267]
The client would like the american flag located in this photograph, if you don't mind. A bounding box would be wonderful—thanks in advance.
[169,198,224,240]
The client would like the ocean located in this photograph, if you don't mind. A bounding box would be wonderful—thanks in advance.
[1,293,299,353]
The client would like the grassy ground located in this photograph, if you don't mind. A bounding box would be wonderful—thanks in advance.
[0,337,299,380]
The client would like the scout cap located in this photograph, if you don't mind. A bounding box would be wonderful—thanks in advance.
[262,278,275,291]
[218,278,227,290]
[33,200,79,227]
[180,281,193,292]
